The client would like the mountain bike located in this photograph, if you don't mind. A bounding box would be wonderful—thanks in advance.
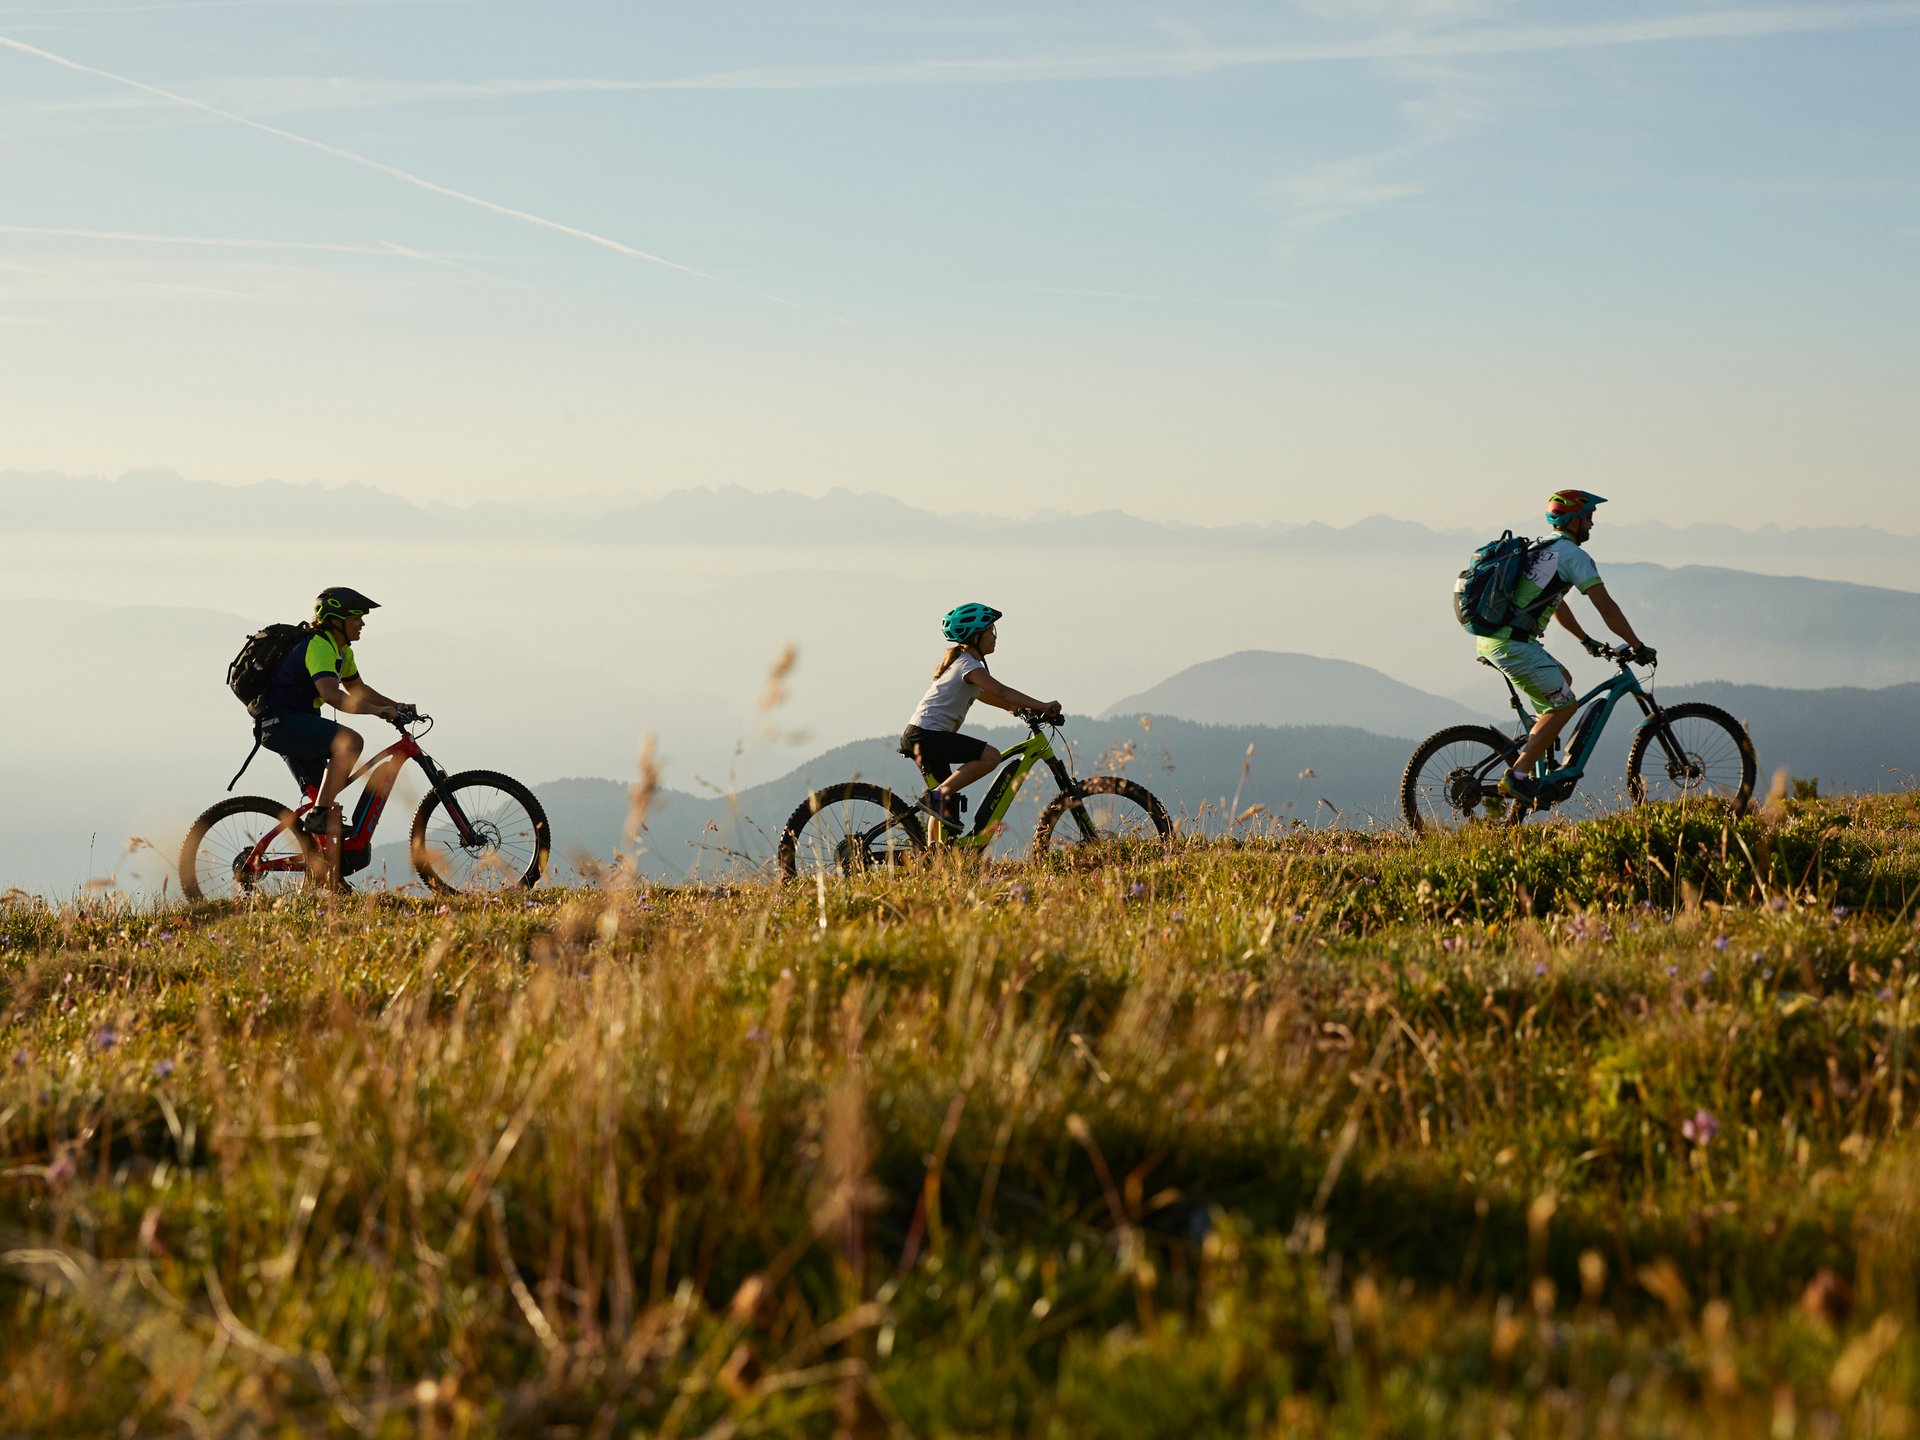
[180,709,551,898]
[1401,648,1755,834]
[777,709,1172,878]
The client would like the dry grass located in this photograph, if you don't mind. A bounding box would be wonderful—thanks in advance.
[4,796,1920,1436]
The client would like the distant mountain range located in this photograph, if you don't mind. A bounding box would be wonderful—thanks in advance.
[6,468,1917,592]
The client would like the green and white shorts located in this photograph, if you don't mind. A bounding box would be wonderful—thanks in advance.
[1477,638,1576,714]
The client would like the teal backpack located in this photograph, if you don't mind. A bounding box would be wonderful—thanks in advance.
[1452,532,1543,639]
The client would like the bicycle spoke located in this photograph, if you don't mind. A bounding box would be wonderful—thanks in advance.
[1403,733,1514,833]
[1035,779,1170,860]
[183,802,308,899]
[789,797,916,877]
[416,781,545,893]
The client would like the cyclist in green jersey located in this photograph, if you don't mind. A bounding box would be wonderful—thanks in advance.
[256,587,415,835]
[1481,492,1656,799]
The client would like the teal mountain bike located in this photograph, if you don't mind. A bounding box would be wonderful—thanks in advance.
[1400,648,1756,834]
[777,710,1172,878]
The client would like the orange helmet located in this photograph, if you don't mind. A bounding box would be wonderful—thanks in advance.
[1545,490,1606,529]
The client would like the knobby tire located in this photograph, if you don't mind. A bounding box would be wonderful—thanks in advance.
[1400,725,1521,834]
[777,782,927,879]
[1032,776,1173,859]
[1626,702,1756,811]
[179,795,314,901]
[410,770,551,894]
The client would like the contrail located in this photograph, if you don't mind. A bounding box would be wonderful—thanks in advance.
[0,223,495,279]
[0,32,846,321]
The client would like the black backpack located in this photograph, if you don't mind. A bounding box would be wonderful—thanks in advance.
[227,623,307,716]
[1451,531,1544,639]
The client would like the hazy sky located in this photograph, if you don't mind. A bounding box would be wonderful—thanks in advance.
[2,0,1915,527]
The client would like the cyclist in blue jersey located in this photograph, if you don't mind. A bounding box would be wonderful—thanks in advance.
[256,587,414,835]
[1479,492,1656,799]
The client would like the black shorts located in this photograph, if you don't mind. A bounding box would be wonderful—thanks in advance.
[258,710,349,791]
[899,725,988,779]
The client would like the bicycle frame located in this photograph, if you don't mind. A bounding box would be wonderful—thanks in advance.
[246,725,479,876]
[917,719,1095,847]
[1482,659,1683,797]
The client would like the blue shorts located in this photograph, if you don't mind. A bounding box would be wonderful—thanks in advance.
[258,710,348,790]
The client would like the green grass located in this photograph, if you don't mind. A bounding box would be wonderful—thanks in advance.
[5,794,1920,1436]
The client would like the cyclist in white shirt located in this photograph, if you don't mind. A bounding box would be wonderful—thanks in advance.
[899,603,1062,832]
[1481,492,1656,799]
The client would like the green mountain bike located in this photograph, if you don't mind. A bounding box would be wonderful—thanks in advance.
[1401,648,1756,833]
[777,709,1172,878]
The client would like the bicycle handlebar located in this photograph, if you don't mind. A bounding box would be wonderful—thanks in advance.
[1017,706,1065,727]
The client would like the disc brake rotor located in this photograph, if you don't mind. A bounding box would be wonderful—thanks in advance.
[1667,753,1707,787]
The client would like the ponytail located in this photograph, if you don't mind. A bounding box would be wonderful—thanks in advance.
[932,643,984,680]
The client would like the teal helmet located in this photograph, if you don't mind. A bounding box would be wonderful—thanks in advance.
[315,586,379,622]
[941,602,1002,643]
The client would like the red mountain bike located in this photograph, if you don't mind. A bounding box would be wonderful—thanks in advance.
[179,709,550,899]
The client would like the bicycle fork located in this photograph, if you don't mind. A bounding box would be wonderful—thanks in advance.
[417,754,484,847]
[1630,694,1696,775]
[1047,759,1101,842]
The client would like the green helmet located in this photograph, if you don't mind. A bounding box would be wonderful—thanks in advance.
[941,602,1002,643]
[315,586,380,622]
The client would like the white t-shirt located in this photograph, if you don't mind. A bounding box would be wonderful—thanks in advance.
[908,653,986,732]
[1513,535,1602,629]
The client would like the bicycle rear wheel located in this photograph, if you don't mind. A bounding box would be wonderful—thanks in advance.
[410,770,551,894]
[179,796,313,900]
[1032,777,1172,860]
[1400,726,1520,834]
[777,783,926,879]
[1626,703,1756,810]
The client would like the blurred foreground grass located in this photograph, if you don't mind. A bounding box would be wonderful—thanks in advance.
[5,795,1920,1437]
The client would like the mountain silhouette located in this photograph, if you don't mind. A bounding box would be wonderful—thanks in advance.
[1102,651,1493,738]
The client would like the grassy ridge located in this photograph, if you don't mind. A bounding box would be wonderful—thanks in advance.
[4,796,1920,1436]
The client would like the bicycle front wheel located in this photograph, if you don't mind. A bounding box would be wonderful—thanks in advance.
[1032,777,1172,860]
[179,796,313,900]
[411,771,551,894]
[777,783,926,879]
[1400,726,1520,834]
[1626,704,1756,810]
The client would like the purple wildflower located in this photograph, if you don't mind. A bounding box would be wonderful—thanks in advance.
[152,1058,176,1078]
[1681,1110,1721,1147]
[1713,936,1729,953]
[94,1025,117,1051]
